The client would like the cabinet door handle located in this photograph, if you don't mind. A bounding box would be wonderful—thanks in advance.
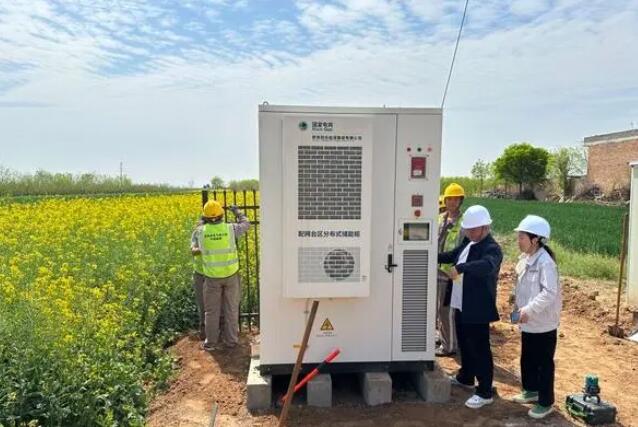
[385,253,398,273]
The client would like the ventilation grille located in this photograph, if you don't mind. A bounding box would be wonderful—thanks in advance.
[401,250,428,352]
[298,247,361,283]
[298,146,362,220]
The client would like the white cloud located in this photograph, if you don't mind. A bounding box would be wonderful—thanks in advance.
[1,0,637,185]
[509,0,551,17]
[403,0,449,22]
[295,0,408,35]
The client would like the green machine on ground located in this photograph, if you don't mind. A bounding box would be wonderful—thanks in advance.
[565,375,617,425]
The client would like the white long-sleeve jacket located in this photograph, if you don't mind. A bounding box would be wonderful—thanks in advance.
[514,247,562,333]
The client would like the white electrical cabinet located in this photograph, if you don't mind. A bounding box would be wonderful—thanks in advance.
[258,105,442,373]
[628,162,638,309]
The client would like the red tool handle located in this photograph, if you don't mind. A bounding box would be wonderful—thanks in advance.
[323,348,341,364]
[280,348,341,404]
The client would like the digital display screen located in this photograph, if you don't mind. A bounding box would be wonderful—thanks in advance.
[403,222,430,241]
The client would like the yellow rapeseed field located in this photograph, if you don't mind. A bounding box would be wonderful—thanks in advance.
[0,193,254,426]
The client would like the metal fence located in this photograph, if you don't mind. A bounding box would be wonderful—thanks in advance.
[203,189,260,331]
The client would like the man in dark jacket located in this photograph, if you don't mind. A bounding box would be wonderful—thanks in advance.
[439,205,503,409]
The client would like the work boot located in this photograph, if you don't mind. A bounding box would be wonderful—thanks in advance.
[201,342,219,352]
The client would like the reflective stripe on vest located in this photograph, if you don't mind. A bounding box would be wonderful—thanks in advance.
[200,222,239,278]
[200,247,236,256]
[438,212,463,273]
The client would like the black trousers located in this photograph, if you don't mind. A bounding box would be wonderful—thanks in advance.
[455,310,494,399]
[521,329,557,407]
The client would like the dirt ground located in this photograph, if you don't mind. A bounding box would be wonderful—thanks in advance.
[148,264,638,427]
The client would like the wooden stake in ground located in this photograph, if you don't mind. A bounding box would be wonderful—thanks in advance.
[278,300,319,427]
[609,213,629,338]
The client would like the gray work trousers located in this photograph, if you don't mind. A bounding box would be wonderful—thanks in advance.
[437,270,458,353]
[203,273,241,349]
[192,272,206,339]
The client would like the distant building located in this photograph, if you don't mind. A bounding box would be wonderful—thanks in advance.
[584,129,638,195]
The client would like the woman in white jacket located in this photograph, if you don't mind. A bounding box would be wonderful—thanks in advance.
[511,215,562,420]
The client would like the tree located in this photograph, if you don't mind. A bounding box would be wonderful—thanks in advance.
[210,176,225,189]
[227,179,259,191]
[549,147,587,199]
[470,159,491,195]
[493,143,550,195]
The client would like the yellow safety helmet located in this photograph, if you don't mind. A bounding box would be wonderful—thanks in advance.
[443,183,465,199]
[203,200,224,218]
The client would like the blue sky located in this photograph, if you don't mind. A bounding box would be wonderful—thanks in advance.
[1,0,637,186]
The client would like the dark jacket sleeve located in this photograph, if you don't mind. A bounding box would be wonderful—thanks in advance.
[438,237,470,265]
[455,242,502,277]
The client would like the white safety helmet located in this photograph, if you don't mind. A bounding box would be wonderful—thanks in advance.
[514,215,551,239]
[461,205,493,229]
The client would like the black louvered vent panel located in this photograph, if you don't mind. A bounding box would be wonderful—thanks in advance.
[402,250,428,352]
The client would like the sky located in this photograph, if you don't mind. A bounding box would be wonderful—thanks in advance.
[1,0,637,186]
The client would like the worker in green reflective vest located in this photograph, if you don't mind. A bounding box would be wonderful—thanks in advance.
[192,200,250,351]
[436,182,466,357]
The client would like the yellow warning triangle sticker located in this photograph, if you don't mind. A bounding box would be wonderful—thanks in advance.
[320,318,334,331]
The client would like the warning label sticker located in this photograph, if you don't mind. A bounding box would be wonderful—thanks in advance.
[317,318,336,337]
[320,318,334,331]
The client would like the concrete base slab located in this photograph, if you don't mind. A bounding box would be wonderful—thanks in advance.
[250,343,260,359]
[359,372,392,406]
[307,374,332,407]
[412,362,451,403]
[247,358,272,410]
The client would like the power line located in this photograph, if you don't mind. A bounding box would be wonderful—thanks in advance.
[441,0,470,110]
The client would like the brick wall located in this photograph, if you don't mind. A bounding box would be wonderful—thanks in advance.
[586,138,638,194]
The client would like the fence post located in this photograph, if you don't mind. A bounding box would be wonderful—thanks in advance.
[201,189,208,207]
[253,189,260,330]
[214,188,259,332]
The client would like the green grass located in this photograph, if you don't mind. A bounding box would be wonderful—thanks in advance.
[466,197,627,257]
